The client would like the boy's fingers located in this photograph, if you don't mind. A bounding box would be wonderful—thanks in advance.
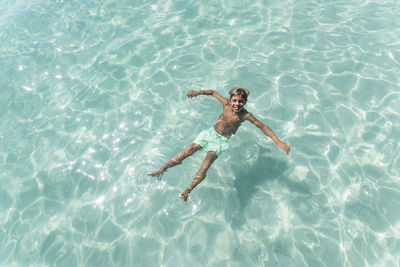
[285,144,290,154]
[277,143,290,154]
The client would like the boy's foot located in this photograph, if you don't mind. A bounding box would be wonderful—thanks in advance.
[179,188,191,201]
[147,169,164,180]
[179,192,189,201]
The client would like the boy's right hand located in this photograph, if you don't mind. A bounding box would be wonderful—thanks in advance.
[276,141,290,155]
[186,90,198,98]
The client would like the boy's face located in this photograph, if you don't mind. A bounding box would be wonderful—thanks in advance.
[230,95,246,113]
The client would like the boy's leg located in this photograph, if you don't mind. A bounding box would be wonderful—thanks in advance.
[179,151,218,201]
[147,143,201,179]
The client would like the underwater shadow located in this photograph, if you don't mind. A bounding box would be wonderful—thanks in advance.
[230,150,311,229]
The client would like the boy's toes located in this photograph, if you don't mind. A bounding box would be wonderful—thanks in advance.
[179,193,188,201]
[147,170,163,180]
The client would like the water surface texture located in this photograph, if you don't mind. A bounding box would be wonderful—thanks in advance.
[1,0,400,266]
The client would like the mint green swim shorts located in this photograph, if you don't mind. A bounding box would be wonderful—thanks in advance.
[193,127,229,156]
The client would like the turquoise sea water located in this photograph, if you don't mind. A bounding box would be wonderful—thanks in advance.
[1,0,400,266]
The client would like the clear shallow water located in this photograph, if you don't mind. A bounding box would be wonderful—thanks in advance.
[1,0,400,266]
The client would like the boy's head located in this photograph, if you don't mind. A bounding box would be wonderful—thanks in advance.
[229,87,250,113]
[229,87,250,101]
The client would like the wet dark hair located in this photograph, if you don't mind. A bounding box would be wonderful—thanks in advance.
[229,87,250,101]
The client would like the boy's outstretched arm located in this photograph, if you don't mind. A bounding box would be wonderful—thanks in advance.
[245,112,290,154]
[187,90,228,103]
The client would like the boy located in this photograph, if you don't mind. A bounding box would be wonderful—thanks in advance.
[148,87,290,201]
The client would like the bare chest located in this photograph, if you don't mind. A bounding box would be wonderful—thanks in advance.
[221,106,245,124]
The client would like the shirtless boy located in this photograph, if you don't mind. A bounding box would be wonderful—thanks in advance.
[148,87,290,201]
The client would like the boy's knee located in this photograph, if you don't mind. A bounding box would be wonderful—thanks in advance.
[206,151,218,161]
[190,143,202,151]
[193,143,201,149]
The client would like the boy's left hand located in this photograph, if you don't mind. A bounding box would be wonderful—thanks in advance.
[186,90,198,98]
[277,141,290,154]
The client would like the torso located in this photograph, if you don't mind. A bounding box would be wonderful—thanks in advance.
[213,102,248,138]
